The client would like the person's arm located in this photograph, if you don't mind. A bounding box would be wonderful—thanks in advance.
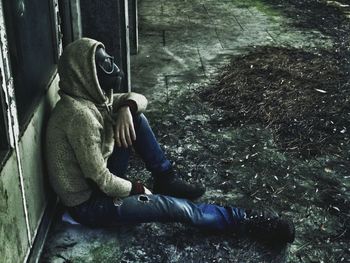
[67,110,132,198]
[112,92,148,148]
[113,92,148,114]
[114,106,135,148]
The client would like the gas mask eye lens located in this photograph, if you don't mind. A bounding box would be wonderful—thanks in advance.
[100,56,115,74]
[95,47,115,74]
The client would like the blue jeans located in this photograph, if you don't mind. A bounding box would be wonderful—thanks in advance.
[68,114,246,231]
[106,113,172,177]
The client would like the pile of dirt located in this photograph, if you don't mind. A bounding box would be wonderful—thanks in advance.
[201,46,350,157]
[261,0,350,46]
[202,0,350,158]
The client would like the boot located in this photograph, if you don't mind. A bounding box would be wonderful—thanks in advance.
[241,209,295,244]
[153,168,206,200]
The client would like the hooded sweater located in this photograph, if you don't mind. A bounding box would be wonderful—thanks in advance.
[46,38,147,207]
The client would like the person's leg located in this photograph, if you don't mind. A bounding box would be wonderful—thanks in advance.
[131,113,171,173]
[69,193,244,231]
[68,193,295,244]
[106,113,170,178]
[107,145,131,178]
[131,114,205,199]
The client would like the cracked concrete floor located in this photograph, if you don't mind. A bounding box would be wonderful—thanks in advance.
[40,0,346,262]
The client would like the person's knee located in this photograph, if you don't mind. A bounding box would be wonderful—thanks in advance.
[120,194,152,207]
[136,113,148,124]
[122,194,169,210]
[133,113,150,132]
[132,112,143,127]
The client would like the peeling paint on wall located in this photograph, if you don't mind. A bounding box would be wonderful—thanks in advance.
[0,3,14,149]
[0,180,9,213]
[0,0,62,262]
[0,153,29,263]
[0,1,32,249]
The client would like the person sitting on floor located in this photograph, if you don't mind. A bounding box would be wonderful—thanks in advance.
[46,38,295,244]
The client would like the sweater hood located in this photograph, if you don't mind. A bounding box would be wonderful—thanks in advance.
[58,38,107,104]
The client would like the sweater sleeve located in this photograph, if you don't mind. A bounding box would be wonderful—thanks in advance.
[67,111,132,198]
[112,92,148,113]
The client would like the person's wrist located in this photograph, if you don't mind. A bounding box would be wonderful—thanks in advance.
[119,105,130,111]
[119,100,137,113]
[130,180,145,195]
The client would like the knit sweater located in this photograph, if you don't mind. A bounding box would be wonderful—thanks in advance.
[46,38,147,207]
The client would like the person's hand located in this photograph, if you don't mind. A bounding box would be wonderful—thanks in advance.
[115,106,136,148]
[130,181,152,195]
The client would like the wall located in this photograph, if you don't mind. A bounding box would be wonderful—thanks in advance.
[0,0,63,261]
[0,74,60,263]
[80,0,131,91]
[19,76,60,239]
[0,0,132,261]
[0,151,29,262]
[129,0,139,55]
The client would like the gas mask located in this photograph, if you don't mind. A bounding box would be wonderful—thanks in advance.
[95,47,124,94]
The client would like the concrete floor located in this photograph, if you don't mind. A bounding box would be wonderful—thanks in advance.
[40,0,337,262]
